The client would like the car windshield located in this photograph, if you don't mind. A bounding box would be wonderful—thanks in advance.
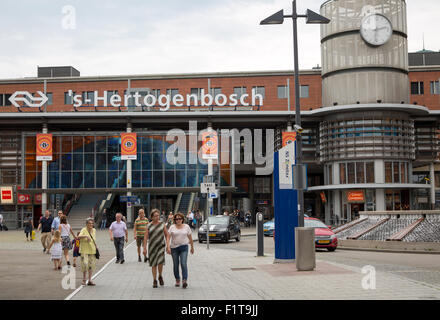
[203,216,229,225]
[304,219,328,229]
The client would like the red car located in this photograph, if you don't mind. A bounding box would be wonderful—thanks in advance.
[273,217,338,252]
[305,217,338,252]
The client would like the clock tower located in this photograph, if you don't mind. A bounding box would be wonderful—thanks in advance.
[320,0,409,106]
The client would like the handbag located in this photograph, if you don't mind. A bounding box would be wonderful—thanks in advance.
[87,229,100,259]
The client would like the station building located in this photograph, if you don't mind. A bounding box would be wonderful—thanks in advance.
[0,0,440,229]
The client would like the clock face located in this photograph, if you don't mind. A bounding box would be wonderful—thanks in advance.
[360,14,393,46]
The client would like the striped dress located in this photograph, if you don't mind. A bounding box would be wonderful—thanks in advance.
[147,222,166,267]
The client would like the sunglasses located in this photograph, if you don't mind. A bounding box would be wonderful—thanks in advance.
[174,218,183,221]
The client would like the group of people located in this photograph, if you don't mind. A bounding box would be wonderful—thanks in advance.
[34,210,97,285]
[223,209,253,227]
[129,208,195,288]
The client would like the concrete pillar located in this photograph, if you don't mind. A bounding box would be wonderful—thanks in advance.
[126,123,133,226]
[376,189,385,211]
[430,162,436,209]
[334,191,341,224]
[41,124,48,214]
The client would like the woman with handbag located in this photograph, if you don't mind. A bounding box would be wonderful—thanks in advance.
[78,218,99,286]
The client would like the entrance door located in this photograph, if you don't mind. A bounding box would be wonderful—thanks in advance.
[350,203,364,220]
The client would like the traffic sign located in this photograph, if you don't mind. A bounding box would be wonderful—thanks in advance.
[120,196,138,202]
[208,190,218,199]
[201,182,216,194]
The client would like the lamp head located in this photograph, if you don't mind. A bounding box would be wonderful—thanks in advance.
[260,9,285,25]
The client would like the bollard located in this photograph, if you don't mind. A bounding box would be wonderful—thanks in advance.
[295,227,316,271]
[256,213,264,256]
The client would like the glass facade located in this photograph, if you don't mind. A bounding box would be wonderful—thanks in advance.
[25,133,232,190]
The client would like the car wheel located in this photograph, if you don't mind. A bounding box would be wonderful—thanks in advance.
[224,233,230,243]
[327,247,336,252]
[236,232,241,242]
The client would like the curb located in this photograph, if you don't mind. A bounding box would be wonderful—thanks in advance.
[338,246,440,255]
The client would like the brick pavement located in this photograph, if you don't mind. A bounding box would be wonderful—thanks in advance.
[69,239,440,300]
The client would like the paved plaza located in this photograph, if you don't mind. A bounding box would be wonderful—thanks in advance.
[69,238,440,300]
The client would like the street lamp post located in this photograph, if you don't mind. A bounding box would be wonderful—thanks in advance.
[260,0,329,228]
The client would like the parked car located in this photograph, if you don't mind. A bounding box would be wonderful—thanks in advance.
[272,216,338,252]
[305,217,338,252]
[198,215,241,243]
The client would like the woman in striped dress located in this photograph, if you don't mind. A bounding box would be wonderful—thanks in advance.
[143,208,169,288]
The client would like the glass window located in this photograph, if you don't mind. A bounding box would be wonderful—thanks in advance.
[142,171,152,188]
[277,86,287,99]
[340,163,346,184]
[84,136,94,152]
[61,172,71,188]
[96,172,106,188]
[46,93,53,105]
[385,162,392,183]
[430,81,440,95]
[190,88,202,101]
[153,171,163,188]
[84,172,94,188]
[252,86,265,98]
[394,162,400,183]
[64,92,74,105]
[234,87,246,98]
[209,87,222,97]
[300,85,309,98]
[73,154,83,171]
[328,164,333,185]
[132,171,141,188]
[73,137,83,153]
[400,162,406,183]
[84,154,94,171]
[347,162,355,184]
[166,89,179,98]
[411,82,424,95]
[366,162,374,183]
[356,162,365,183]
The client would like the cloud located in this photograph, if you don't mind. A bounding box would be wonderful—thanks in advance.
[0,0,438,78]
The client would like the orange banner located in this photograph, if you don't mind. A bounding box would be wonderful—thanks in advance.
[347,190,365,202]
[36,134,53,161]
[320,192,327,203]
[201,130,218,160]
[282,132,297,147]
[121,133,137,160]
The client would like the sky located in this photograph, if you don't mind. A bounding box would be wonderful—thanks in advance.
[0,0,438,78]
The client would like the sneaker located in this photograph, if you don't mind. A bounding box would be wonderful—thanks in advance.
[67,261,71,266]
[115,260,120,264]
[120,260,125,264]
[144,256,148,263]
[43,248,46,253]
[138,256,141,262]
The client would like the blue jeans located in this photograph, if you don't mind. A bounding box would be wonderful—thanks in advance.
[113,237,125,261]
[100,219,107,230]
[171,245,188,281]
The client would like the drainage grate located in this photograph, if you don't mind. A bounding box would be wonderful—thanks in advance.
[231,267,256,271]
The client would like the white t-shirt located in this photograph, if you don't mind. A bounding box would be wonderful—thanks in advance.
[60,224,71,237]
[169,224,191,249]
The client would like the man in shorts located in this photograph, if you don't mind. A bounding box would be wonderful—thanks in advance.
[134,209,149,262]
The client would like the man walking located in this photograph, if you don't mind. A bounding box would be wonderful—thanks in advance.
[134,209,149,262]
[37,210,53,253]
[51,210,63,235]
[100,209,107,230]
[109,213,128,264]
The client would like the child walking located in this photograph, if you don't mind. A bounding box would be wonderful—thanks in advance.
[72,232,80,267]
[47,230,63,270]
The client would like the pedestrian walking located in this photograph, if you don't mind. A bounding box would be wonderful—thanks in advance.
[71,232,80,267]
[51,210,63,235]
[47,230,62,270]
[166,212,194,289]
[187,211,194,229]
[77,218,98,286]
[109,213,128,264]
[166,211,174,229]
[143,208,169,288]
[37,210,53,253]
[59,215,77,266]
[100,209,107,230]
[134,209,149,263]
[24,217,33,241]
